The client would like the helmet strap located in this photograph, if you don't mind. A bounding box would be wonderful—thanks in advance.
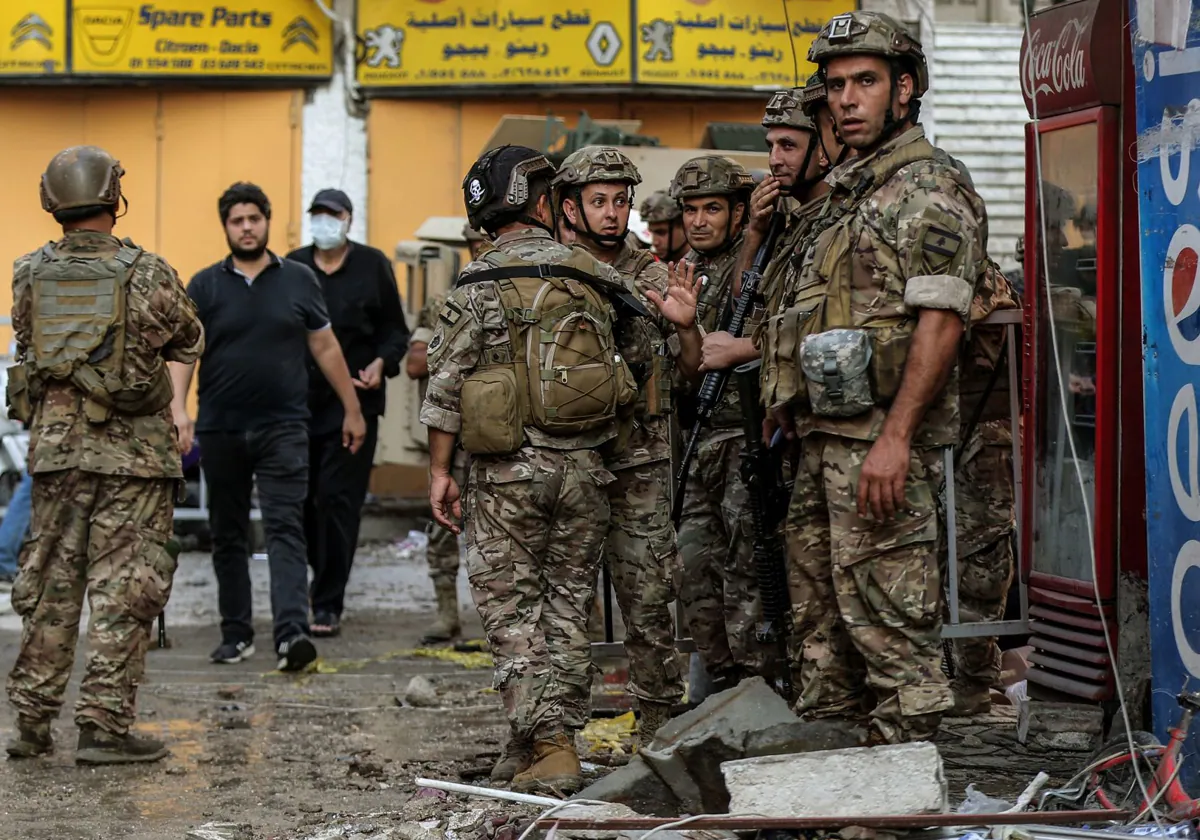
[788,137,823,197]
[570,187,627,249]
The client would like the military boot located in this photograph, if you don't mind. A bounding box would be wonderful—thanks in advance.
[5,719,52,759]
[511,732,582,795]
[489,734,534,782]
[75,723,169,765]
[950,678,993,716]
[638,701,673,750]
[420,581,462,645]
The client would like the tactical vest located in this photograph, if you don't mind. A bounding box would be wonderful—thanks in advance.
[456,248,638,455]
[960,262,1020,443]
[8,241,173,425]
[614,247,672,419]
[763,137,959,413]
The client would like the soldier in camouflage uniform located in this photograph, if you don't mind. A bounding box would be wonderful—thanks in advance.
[951,266,1019,714]
[669,156,770,689]
[5,146,205,764]
[422,145,693,793]
[407,291,467,644]
[552,147,703,745]
[640,190,688,265]
[770,12,989,743]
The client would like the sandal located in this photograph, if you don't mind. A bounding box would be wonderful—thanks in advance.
[311,612,341,638]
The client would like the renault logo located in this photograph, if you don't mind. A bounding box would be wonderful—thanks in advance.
[11,12,53,52]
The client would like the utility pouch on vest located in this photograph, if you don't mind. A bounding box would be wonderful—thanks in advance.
[800,328,874,417]
[460,367,523,455]
[867,323,914,405]
[769,303,822,408]
[5,363,31,425]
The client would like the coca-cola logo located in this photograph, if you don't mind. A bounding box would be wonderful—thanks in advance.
[1023,16,1090,99]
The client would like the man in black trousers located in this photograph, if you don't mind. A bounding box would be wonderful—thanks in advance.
[170,182,366,672]
[288,188,409,637]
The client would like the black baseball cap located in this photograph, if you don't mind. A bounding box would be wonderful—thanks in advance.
[309,188,352,215]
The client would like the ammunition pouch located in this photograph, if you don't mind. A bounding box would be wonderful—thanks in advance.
[800,329,874,418]
[5,363,33,425]
[461,367,524,456]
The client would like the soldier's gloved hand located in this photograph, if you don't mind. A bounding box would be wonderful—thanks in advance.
[858,433,911,521]
[430,472,462,534]
[645,260,701,329]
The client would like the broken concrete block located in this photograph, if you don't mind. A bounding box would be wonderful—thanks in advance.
[403,675,439,708]
[744,720,867,758]
[641,676,798,812]
[1022,702,1103,752]
[722,741,948,818]
[573,754,681,817]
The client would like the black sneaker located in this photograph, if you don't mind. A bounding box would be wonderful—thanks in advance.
[277,635,317,672]
[210,640,255,664]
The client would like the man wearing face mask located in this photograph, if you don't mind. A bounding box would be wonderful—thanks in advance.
[170,182,367,673]
[287,189,410,639]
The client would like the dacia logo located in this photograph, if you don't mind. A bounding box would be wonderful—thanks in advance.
[12,12,54,52]
[282,16,318,53]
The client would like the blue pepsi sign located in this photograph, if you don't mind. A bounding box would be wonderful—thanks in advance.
[1129,0,1200,760]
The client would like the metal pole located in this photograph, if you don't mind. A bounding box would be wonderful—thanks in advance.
[945,445,960,625]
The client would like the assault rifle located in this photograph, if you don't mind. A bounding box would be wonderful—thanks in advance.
[672,211,785,525]
[734,359,792,700]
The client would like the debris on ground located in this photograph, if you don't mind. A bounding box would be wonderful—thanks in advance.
[723,741,947,818]
[576,677,865,816]
[404,676,441,708]
[580,711,637,764]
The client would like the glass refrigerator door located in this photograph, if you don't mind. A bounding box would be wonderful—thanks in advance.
[1023,107,1120,700]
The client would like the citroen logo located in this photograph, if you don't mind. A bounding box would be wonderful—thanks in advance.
[11,13,53,51]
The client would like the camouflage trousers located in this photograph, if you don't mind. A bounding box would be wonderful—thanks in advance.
[678,433,768,682]
[787,434,952,744]
[8,469,177,736]
[604,461,685,704]
[427,450,468,586]
[465,446,612,741]
[951,440,1016,689]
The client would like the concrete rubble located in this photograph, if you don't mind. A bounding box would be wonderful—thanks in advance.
[575,677,866,815]
[722,741,948,817]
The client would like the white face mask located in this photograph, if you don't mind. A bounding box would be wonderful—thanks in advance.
[312,214,349,250]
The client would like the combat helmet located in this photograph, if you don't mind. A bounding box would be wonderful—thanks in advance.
[40,146,124,215]
[639,190,681,224]
[808,11,928,97]
[669,156,755,203]
[799,72,827,117]
[462,145,557,235]
[553,146,642,248]
[762,88,816,133]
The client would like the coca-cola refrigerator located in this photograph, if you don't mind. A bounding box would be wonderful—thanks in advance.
[1019,0,1147,706]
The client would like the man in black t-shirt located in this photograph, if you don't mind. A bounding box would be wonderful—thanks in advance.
[287,189,409,638]
[169,182,366,673]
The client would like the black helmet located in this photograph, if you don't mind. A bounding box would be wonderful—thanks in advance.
[462,145,556,235]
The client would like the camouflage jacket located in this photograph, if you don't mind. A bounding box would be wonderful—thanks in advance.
[13,231,205,478]
[681,232,747,442]
[794,126,987,447]
[420,226,633,451]
[411,293,446,348]
[607,244,672,470]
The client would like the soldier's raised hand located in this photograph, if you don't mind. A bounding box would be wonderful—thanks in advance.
[645,260,701,329]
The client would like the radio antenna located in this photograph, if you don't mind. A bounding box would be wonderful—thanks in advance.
[781,0,800,86]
